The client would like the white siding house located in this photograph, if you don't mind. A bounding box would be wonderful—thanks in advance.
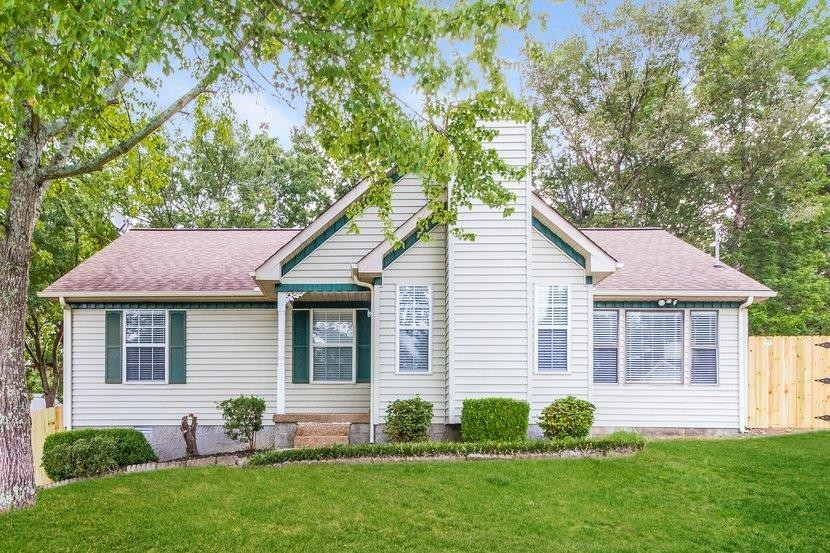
[42,121,775,458]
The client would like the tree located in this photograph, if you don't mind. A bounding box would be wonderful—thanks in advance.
[526,0,829,334]
[142,99,350,229]
[1,1,530,510]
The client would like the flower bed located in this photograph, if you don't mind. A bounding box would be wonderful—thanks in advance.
[248,431,644,466]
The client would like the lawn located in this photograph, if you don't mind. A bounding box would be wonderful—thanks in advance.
[1,432,828,552]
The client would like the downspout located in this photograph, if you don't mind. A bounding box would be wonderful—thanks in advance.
[351,264,376,443]
[738,296,754,433]
[59,297,72,430]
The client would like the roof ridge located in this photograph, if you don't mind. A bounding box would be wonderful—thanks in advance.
[129,228,304,232]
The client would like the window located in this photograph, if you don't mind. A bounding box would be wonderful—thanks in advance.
[312,309,355,382]
[124,310,166,382]
[536,285,568,372]
[625,311,683,383]
[691,311,718,384]
[397,285,431,373]
[593,310,619,383]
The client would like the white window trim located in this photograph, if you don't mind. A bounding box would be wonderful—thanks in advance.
[623,309,685,385]
[534,283,570,374]
[690,310,719,386]
[592,309,619,384]
[395,284,433,375]
[309,308,357,384]
[122,309,168,385]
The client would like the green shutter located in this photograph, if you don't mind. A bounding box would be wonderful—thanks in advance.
[356,309,371,383]
[292,310,310,384]
[105,310,122,384]
[169,311,186,384]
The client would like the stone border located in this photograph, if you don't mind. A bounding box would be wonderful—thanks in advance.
[39,445,641,488]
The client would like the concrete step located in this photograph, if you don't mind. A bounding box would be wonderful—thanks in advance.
[295,422,350,437]
[294,435,349,448]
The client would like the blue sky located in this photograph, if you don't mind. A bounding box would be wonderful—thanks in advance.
[152,0,597,146]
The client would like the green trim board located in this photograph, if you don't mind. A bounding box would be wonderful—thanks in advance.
[71,302,275,310]
[594,300,742,309]
[282,215,349,275]
[532,217,586,268]
[277,283,366,293]
[292,301,370,309]
[372,278,382,286]
[585,276,593,285]
[281,173,403,276]
[382,221,439,269]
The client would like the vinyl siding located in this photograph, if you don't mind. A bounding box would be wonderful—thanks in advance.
[376,226,447,423]
[281,176,427,283]
[592,307,741,428]
[530,230,590,417]
[70,309,279,426]
[284,305,370,413]
[448,122,532,420]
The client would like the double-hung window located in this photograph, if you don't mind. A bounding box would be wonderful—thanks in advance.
[625,311,683,383]
[312,309,355,382]
[124,310,167,382]
[397,285,431,373]
[536,285,568,372]
[593,310,619,383]
[691,311,718,384]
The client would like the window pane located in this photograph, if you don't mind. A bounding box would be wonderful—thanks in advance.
[536,285,567,327]
[691,348,718,384]
[125,309,165,345]
[538,328,567,372]
[312,309,354,345]
[126,346,165,382]
[691,311,718,346]
[399,329,429,373]
[593,347,618,383]
[312,346,353,382]
[625,311,683,383]
[397,286,430,372]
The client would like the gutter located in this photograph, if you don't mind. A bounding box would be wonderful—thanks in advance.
[738,296,754,433]
[351,264,376,443]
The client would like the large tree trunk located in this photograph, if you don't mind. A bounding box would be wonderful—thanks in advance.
[0,129,47,511]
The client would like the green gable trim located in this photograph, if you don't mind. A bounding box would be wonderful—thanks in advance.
[585,276,593,285]
[282,215,349,275]
[277,283,366,293]
[383,221,438,269]
[280,173,403,276]
[70,302,275,310]
[293,301,370,309]
[594,300,742,309]
[532,217,586,268]
[372,277,383,286]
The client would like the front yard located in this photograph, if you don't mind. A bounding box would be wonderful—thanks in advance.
[2,432,828,552]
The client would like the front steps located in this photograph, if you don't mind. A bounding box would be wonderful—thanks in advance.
[273,413,370,448]
[293,422,350,448]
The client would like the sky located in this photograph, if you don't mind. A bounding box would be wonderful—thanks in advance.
[149,0,600,146]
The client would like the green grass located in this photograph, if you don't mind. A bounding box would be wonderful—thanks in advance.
[1,432,828,552]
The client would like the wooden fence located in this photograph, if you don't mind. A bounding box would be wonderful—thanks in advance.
[748,336,830,429]
[31,406,64,486]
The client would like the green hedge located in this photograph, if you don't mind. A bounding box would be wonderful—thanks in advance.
[43,428,157,470]
[539,396,596,439]
[384,396,433,443]
[249,432,644,466]
[461,397,530,442]
[42,436,119,481]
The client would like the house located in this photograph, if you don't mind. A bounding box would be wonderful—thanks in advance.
[41,122,774,459]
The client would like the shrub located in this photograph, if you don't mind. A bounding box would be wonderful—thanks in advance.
[218,395,266,450]
[249,431,644,466]
[460,397,530,442]
[538,396,596,439]
[384,395,433,443]
[43,428,156,468]
[42,436,119,481]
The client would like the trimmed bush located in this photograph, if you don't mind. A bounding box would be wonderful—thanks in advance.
[218,395,266,450]
[461,397,530,442]
[43,428,157,469]
[249,432,644,466]
[384,395,433,443]
[538,396,596,439]
[42,436,119,481]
